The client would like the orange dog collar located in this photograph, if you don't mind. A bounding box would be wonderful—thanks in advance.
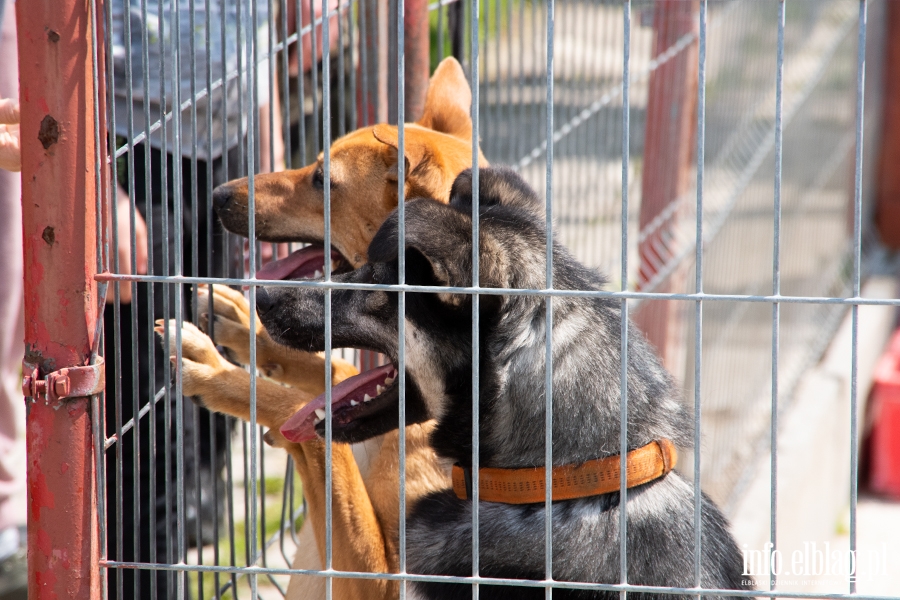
[451,439,677,504]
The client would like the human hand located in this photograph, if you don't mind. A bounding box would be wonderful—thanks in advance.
[107,185,149,304]
[0,98,20,172]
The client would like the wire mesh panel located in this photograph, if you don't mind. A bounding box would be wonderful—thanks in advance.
[52,0,895,598]
[469,0,889,508]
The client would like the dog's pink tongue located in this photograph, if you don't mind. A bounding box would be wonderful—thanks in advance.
[256,245,343,281]
[280,363,397,443]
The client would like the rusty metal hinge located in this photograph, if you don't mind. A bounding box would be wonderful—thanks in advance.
[22,357,106,404]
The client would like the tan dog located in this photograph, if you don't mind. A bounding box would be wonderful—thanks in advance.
[157,57,487,600]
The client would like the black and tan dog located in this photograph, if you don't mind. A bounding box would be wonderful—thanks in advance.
[158,57,487,600]
[255,168,752,599]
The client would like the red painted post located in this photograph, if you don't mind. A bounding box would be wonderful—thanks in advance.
[357,0,390,126]
[17,0,103,597]
[634,0,699,375]
[875,1,900,249]
[403,0,431,122]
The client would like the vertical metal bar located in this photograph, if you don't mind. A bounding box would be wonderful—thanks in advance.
[279,460,294,564]
[137,0,156,599]
[693,0,706,593]
[322,0,335,597]
[348,1,357,132]
[241,422,252,588]
[105,0,125,593]
[171,0,190,594]
[769,0,785,592]
[155,0,175,592]
[90,0,109,596]
[308,0,321,153]
[296,0,309,163]
[437,0,445,61]
[618,0,631,594]
[103,0,125,593]
[268,0,277,168]
[225,419,239,595]
[204,3,221,588]
[396,1,408,597]
[18,0,103,596]
[503,0,513,164]
[192,407,203,599]
[243,0,260,595]
[338,2,346,137]
[190,0,200,315]
[543,0,555,596]
[280,0,292,170]
[358,0,372,127]
[849,0,868,594]
[119,3,145,593]
[470,0,480,598]
[218,3,240,596]
[186,6,205,596]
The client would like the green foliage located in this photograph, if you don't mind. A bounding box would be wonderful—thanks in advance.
[188,470,304,599]
[429,0,517,72]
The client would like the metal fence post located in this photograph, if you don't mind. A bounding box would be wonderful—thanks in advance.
[17,0,103,597]
[635,0,699,374]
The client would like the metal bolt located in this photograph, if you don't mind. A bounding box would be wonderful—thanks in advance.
[54,376,70,398]
[33,380,47,396]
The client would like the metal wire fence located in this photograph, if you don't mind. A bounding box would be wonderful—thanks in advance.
[18,0,899,598]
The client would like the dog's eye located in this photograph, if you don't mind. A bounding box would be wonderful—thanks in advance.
[312,167,335,191]
[312,168,325,189]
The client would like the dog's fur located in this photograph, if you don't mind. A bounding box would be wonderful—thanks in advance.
[160,57,487,600]
[254,168,752,599]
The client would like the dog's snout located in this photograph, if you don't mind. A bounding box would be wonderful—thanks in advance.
[256,287,275,315]
[212,185,232,212]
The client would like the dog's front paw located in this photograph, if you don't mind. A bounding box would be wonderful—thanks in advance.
[154,319,236,399]
[197,284,261,365]
[197,284,261,332]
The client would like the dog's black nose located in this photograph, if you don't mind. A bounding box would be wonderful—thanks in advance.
[212,185,232,212]
[256,287,275,315]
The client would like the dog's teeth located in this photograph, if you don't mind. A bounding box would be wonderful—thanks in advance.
[314,408,326,421]
[384,377,394,385]
[350,399,359,406]
[313,269,322,279]
[363,393,373,402]
[376,385,385,395]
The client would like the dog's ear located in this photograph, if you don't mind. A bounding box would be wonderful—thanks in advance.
[417,58,473,141]
[450,168,545,220]
[373,124,428,183]
[368,199,475,290]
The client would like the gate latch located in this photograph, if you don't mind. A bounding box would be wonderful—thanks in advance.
[22,357,106,404]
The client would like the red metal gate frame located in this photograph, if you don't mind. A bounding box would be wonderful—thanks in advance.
[17,0,105,597]
[635,0,700,375]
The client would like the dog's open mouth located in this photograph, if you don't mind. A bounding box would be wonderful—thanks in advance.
[280,363,399,443]
[256,243,350,280]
